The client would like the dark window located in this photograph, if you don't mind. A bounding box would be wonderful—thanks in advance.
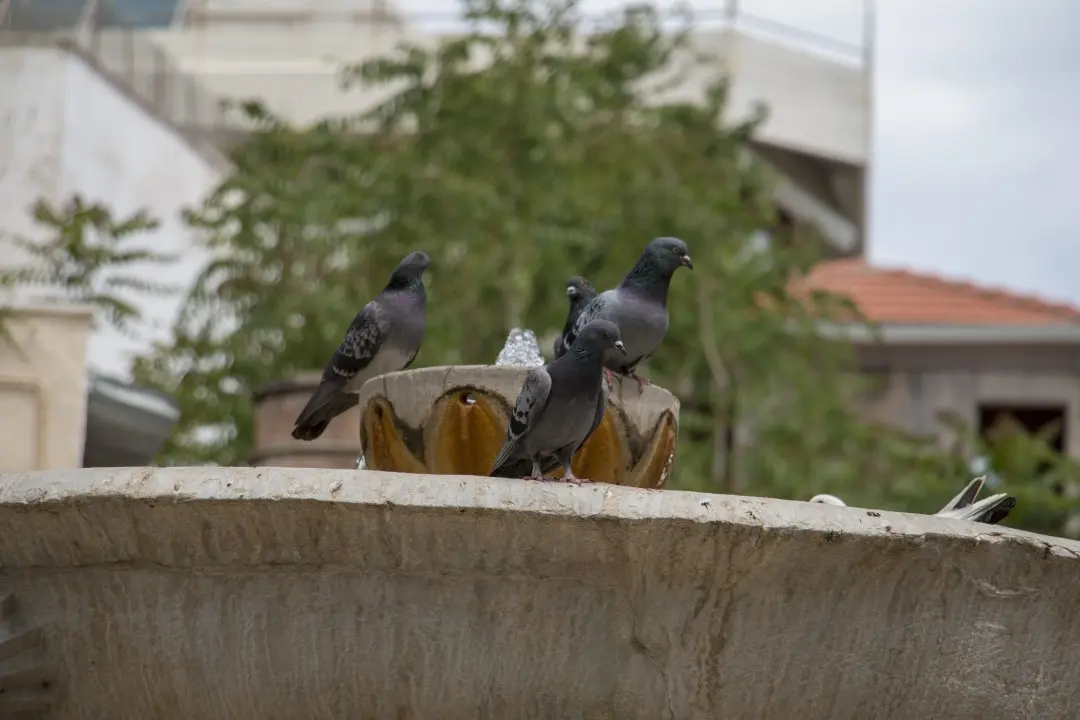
[977,403,1067,479]
[99,0,179,28]
[7,0,86,30]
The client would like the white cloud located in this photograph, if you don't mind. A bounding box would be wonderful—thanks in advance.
[870,0,1080,305]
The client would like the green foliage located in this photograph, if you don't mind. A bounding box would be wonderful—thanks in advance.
[0,196,176,337]
[127,0,1076,537]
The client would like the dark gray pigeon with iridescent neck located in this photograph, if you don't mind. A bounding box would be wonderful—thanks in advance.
[490,319,625,483]
[291,250,430,441]
[553,275,598,359]
[560,237,692,389]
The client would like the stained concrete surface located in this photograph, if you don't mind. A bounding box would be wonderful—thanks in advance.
[0,467,1078,719]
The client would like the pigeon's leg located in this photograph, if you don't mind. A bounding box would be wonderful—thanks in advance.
[554,446,591,485]
[523,457,550,482]
[625,368,650,392]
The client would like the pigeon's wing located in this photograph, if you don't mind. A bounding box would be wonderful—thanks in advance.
[291,302,389,440]
[554,300,581,360]
[489,366,552,473]
[938,476,986,513]
[575,375,609,453]
[562,292,610,352]
[552,335,565,359]
[938,493,1016,524]
[971,494,1016,524]
[325,301,389,384]
[557,289,599,358]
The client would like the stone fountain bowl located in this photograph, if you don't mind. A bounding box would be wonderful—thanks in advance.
[353,365,680,487]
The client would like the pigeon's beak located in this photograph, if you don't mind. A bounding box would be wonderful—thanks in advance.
[680,254,694,270]
[566,287,576,297]
[614,340,627,355]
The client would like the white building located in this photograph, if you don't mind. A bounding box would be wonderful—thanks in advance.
[0,0,871,468]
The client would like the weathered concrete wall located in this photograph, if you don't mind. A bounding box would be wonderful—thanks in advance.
[0,466,1078,719]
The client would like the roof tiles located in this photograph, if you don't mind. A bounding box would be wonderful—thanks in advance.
[797,259,1080,326]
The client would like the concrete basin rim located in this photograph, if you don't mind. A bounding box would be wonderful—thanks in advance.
[1,467,1077,560]
[359,364,680,403]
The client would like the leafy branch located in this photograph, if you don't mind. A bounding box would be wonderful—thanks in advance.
[0,196,177,338]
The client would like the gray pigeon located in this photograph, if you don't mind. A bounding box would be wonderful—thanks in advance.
[490,319,626,483]
[559,237,692,389]
[291,250,430,441]
[553,276,598,358]
[809,476,1016,525]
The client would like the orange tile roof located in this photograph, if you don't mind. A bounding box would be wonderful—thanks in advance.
[796,258,1080,326]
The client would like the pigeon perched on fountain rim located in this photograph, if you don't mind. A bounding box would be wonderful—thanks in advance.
[553,276,598,359]
[291,250,430,441]
[558,237,691,385]
[490,319,626,483]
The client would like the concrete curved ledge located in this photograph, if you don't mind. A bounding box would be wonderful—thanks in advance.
[1,467,1079,719]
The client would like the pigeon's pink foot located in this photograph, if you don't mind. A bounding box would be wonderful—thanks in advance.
[564,475,593,486]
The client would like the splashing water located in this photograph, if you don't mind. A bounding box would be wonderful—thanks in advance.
[495,328,545,367]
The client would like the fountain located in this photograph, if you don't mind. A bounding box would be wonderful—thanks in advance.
[4,335,1079,718]
[353,329,680,486]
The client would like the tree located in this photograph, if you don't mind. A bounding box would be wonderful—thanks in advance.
[133,0,1075,538]
[0,196,175,338]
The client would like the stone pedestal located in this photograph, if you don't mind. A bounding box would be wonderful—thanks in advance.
[250,375,361,468]
[354,365,680,487]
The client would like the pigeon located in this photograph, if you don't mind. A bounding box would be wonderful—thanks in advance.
[553,276,598,359]
[809,476,1016,525]
[559,237,692,390]
[490,319,626,483]
[934,475,1016,524]
[291,250,430,441]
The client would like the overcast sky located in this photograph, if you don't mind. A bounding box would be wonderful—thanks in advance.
[399,0,1080,306]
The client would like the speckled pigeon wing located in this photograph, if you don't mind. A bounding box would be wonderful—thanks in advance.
[576,376,609,454]
[489,366,552,472]
[563,292,610,353]
[322,301,388,384]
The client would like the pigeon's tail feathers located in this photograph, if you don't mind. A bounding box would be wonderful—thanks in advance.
[291,382,358,441]
[489,439,524,477]
[950,492,1016,524]
[491,454,561,479]
[489,367,552,475]
[941,476,986,512]
[490,455,526,478]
